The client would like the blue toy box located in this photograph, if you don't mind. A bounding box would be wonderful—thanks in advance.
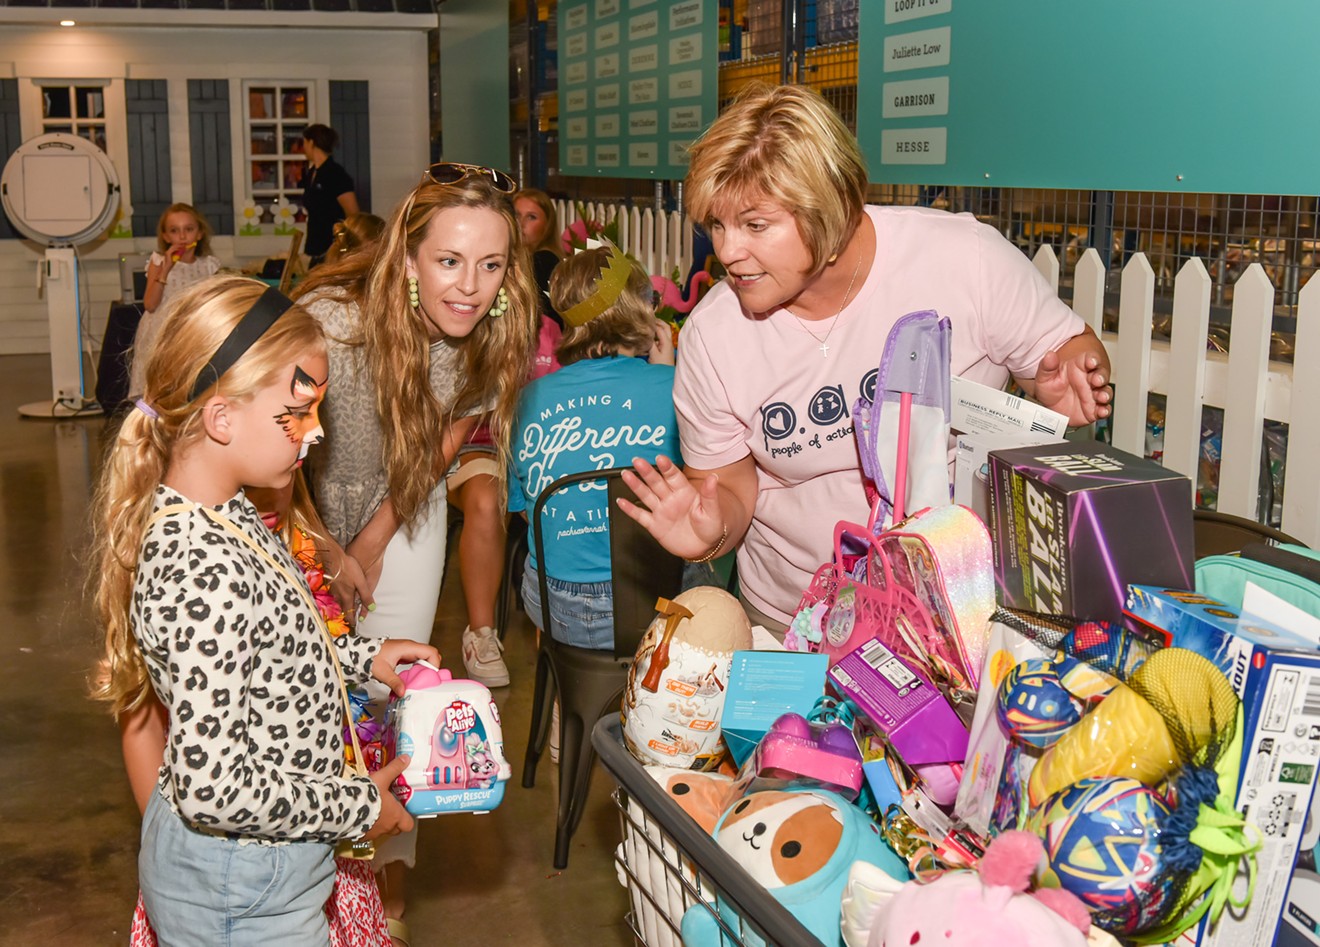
[1126,586,1320,946]
[721,650,828,766]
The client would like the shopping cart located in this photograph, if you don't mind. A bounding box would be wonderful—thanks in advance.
[592,717,825,947]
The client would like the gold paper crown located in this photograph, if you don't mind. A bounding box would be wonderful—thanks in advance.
[560,242,635,328]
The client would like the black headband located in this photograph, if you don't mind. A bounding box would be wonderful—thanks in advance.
[188,286,295,401]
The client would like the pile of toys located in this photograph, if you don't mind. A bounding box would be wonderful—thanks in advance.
[611,438,1320,945]
[609,314,1320,947]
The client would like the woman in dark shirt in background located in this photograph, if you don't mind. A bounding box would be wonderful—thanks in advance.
[302,123,360,267]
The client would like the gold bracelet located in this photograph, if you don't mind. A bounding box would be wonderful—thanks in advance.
[685,524,729,564]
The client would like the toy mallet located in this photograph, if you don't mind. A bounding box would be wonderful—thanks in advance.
[640,597,694,692]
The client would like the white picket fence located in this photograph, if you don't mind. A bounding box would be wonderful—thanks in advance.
[555,200,1319,548]
[1038,245,1318,547]
[554,199,696,281]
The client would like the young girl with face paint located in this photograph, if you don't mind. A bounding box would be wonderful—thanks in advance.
[295,167,539,941]
[90,277,439,945]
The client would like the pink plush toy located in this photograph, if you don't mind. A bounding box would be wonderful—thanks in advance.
[840,831,1092,947]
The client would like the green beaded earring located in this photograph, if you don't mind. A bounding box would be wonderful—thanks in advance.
[488,286,509,318]
[407,276,420,310]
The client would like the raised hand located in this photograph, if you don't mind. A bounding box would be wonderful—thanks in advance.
[617,455,725,560]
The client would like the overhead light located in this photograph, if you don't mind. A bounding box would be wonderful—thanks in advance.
[60,19,76,26]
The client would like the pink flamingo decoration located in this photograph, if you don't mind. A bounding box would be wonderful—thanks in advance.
[651,270,712,314]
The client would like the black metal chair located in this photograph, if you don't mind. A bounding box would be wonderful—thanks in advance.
[521,467,684,869]
[1192,509,1305,559]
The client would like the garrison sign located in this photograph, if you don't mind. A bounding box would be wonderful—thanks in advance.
[557,0,718,180]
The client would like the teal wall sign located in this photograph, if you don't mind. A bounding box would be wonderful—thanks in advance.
[440,0,511,172]
[557,0,717,180]
[858,0,1320,193]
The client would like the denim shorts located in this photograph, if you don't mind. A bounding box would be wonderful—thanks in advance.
[521,561,615,650]
[520,559,721,650]
[138,788,336,946]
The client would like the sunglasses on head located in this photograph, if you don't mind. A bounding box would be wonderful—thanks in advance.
[422,162,517,193]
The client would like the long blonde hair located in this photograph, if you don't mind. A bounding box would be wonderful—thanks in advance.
[89,277,327,716]
[358,179,539,528]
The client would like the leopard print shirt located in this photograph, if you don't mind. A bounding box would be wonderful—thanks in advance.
[133,486,383,842]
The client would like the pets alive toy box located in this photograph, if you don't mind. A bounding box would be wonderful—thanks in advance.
[384,662,511,816]
[987,441,1194,622]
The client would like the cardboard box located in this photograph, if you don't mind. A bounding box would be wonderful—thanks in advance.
[954,431,1066,524]
[1125,585,1312,655]
[826,636,968,769]
[1172,652,1320,946]
[1136,590,1320,947]
[721,651,829,766]
[987,441,1194,621]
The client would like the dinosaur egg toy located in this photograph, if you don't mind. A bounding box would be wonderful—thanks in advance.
[621,587,752,771]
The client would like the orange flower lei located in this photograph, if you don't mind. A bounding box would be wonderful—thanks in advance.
[289,525,350,638]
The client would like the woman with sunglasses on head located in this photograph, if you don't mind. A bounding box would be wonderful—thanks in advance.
[296,162,539,946]
[618,84,1112,637]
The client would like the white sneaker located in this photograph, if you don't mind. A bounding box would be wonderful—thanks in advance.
[461,625,509,687]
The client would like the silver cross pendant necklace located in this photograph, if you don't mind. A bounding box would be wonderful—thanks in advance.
[786,250,864,358]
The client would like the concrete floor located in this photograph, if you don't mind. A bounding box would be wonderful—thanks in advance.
[0,354,634,946]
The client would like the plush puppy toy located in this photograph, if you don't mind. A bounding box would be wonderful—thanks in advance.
[681,789,908,947]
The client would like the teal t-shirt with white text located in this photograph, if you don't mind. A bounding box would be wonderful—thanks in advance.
[508,356,679,583]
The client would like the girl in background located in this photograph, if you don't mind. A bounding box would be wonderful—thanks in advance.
[129,203,222,396]
[508,244,677,649]
[327,212,386,259]
[512,187,564,327]
[91,276,436,944]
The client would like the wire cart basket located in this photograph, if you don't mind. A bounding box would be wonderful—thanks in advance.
[592,717,825,947]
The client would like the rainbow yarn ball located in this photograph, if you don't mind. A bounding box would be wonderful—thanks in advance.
[995,658,1083,748]
[1034,776,1173,934]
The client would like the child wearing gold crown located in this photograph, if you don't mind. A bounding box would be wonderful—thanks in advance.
[506,243,678,649]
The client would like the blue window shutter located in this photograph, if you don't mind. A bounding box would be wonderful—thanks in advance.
[187,79,234,234]
[126,79,172,236]
[0,79,21,239]
[329,80,371,213]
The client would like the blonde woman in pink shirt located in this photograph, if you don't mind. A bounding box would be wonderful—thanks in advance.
[618,84,1112,634]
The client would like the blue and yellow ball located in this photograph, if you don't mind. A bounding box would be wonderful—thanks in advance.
[995,658,1083,748]
[1033,776,1173,934]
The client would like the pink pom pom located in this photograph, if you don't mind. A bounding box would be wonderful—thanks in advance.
[976,830,1045,892]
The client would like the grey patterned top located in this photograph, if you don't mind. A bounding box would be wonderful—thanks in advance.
[304,294,467,546]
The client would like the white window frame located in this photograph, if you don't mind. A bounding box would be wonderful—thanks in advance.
[240,80,315,223]
[34,79,111,152]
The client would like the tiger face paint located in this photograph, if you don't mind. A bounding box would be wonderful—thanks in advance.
[274,364,328,461]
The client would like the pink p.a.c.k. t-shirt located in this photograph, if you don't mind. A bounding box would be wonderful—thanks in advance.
[673,204,1085,624]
